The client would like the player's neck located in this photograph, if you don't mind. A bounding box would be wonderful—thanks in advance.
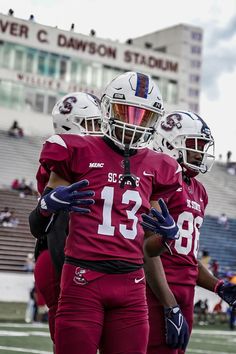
[183,173,191,185]
[102,136,137,156]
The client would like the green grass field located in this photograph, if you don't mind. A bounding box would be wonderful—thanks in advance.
[0,323,236,354]
[0,302,236,353]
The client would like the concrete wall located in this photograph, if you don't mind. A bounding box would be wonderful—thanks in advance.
[0,272,34,302]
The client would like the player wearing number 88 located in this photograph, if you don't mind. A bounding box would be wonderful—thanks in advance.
[36,71,182,354]
[144,111,236,354]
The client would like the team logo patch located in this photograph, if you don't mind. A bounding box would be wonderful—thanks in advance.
[73,267,87,285]
[89,162,104,168]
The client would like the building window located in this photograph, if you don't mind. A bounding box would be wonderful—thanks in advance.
[26,52,34,73]
[70,61,78,82]
[35,93,45,112]
[191,32,202,41]
[189,74,200,83]
[191,46,201,55]
[47,95,57,114]
[2,44,12,69]
[189,102,199,112]
[38,52,47,75]
[60,58,67,80]
[48,55,58,77]
[14,49,24,71]
[189,88,199,97]
[190,59,201,68]
[167,80,178,104]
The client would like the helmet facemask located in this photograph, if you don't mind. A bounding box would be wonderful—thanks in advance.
[102,99,161,149]
[180,136,215,174]
[72,115,102,136]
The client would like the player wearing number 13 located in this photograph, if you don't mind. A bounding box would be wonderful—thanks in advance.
[37,71,182,354]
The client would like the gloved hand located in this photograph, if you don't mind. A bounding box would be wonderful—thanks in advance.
[40,180,95,213]
[215,280,236,307]
[164,305,190,350]
[141,198,180,240]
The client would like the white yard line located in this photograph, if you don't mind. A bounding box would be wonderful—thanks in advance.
[0,346,52,354]
[192,329,236,336]
[187,350,232,354]
[0,323,48,329]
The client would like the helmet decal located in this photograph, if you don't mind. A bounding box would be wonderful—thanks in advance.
[135,73,149,98]
[59,96,77,115]
[161,113,182,131]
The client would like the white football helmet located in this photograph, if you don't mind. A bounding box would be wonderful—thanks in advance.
[153,110,215,175]
[101,71,164,149]
[52,92,102,135]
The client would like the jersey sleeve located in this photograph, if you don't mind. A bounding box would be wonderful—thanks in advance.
[36,165,50,195]
[151,156,182,201]
[39,134,73,183]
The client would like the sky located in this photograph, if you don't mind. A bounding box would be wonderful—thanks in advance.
[2,0,236,161]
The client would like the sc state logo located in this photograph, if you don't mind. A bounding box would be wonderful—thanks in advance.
[59,96,77,115]
[161,113,182,131]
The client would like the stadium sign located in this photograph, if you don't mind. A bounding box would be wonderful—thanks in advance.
[0,14,178,74]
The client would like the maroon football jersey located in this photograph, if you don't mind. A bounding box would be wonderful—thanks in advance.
[161,178,208,285]
[39,134,182,264]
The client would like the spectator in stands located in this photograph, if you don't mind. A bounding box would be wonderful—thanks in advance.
[227,150,232,165]
[8,120,24,138]
[217,212,229,229]
[0,207,12,225]
[11,178,20,190]
[198,299,209,325]
[25,284,38,323]
[211,259,220,278]
[18,178,35,197]
[227,163,236,175]
[23,253,35,272]
[212,299,227,324]
[201,249,211,269]
[227,306,236,330]
[1,210,19,228]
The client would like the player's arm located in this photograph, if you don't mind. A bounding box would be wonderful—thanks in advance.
[29,172,70,238]
[197,260,219,291]
[197,260,236,307]
[144,254,177,307]
[144,245,189,350]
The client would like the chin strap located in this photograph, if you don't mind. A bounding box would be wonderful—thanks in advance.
[120,145,138,188]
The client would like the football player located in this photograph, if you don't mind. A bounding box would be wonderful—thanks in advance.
[32,71,182,354]
[142,110,236,353]
[29,92,102,349]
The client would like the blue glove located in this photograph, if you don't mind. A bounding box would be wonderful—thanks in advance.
[216,281,236,307]
[141,199,180,240]
[40,180,95,213]
[164,305,190,350]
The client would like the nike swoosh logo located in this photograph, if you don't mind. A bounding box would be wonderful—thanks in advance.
[50,192,69,205]
[143,171,154,177]
[176,187,182,192]
[134,276,145,284]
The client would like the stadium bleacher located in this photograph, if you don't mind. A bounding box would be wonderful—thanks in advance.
[0,189,37,272]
